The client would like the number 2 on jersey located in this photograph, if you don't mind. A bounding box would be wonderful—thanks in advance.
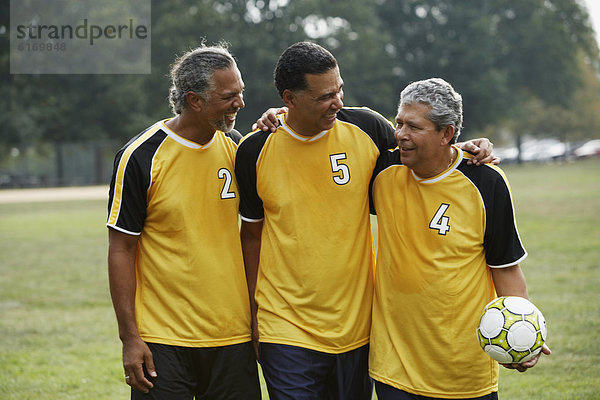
[430,203,450,235]
[218,168,236,199]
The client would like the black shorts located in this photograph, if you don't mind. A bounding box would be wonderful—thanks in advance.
[131,341,261,400]
[259,342,372,400]
[374,380,498,400]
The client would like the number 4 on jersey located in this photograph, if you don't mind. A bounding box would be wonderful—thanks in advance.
[430,203,450,235]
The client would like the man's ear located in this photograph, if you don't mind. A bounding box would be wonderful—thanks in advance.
[441,125,455,146]
[282,89,296,109]
[186,91,204,112]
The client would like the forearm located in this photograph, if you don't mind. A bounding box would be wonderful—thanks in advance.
[109,271,139,342]
[108,229,141,342]
[492,263,551,371]
[240,221,263,324]
[491,264,529,298]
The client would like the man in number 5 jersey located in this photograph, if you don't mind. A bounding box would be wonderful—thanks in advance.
[235,42,494,400]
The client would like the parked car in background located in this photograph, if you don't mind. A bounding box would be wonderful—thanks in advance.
[520,139,567,162]
[574,139,600,158]
[494,146,519,164]
[495,138,567,164]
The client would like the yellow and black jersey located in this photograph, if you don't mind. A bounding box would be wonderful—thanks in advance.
[235,107,396,353]
[107,119,251,347]
[369,146,527,398]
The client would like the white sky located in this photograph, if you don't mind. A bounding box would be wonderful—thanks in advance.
[582,0,600,46]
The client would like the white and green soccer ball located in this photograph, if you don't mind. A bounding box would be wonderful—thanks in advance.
[477,296,547,364]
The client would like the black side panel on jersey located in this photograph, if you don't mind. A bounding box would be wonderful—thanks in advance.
[369,149,402,215]
[108,128,168,233]
[336,108,396,153]
[457,162,526,266]
[335,108,398,216]
[225,129,243,144]
[235,130,272,220]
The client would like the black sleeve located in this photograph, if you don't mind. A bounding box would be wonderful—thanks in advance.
[107,129,167,232]
[460,164,527,266]
[482,171,527,266]
[336,107,397,153]
[369,149,401,215]
[234,131,271,220]
[225,129,243,144]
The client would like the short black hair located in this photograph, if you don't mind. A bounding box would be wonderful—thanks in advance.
[274,41,338,98]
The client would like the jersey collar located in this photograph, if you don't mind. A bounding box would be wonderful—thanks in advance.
[277,114,329,142]
[160,119,217,149]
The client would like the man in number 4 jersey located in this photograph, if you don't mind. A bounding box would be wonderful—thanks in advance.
[369,78,551,400]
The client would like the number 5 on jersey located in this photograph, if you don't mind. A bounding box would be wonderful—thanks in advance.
[430,203,450,235]
[330,153,350,185]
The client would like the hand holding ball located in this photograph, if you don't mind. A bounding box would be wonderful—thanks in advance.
[477,296,547,364]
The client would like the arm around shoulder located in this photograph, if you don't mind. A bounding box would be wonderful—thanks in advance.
[457,138,499,165]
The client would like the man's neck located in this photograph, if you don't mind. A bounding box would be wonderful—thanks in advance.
[284,113,323,138]
[413,146,457,179]
[165,114,215,145]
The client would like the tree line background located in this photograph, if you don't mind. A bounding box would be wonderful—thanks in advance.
[1,0,599,186]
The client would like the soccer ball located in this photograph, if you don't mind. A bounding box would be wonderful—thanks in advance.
[476,296,547,364]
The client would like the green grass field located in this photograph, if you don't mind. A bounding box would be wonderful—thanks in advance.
[1,158,598,399]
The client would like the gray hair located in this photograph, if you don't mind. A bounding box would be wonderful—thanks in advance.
[168,43,235,115]
[399,78,463,143]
